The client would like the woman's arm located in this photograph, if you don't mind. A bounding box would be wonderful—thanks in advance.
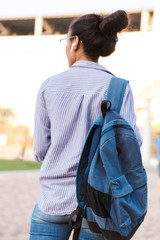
[120,84,143,147]
[33,88,51,162]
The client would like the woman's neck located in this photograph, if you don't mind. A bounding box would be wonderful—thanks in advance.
[75,50,98,63]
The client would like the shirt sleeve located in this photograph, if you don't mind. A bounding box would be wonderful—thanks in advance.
[120,84,143,147]
[33,87,51,162]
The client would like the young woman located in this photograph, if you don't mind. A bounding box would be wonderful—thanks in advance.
[30,10,142,240]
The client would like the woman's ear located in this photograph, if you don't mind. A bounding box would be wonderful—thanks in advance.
[71,42,76,52]
[72,36,81,52]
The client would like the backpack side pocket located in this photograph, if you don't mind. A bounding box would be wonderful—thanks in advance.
[110,167,147,229]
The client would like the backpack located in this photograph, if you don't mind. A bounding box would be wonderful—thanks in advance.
[69,76,148,240]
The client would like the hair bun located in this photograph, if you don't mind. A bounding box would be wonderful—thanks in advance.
[99,10,128,37]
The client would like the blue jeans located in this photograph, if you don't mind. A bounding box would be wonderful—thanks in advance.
[30,204,106,240]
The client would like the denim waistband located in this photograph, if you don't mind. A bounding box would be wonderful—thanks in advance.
[31,203,89,228]
[31,203,71,224]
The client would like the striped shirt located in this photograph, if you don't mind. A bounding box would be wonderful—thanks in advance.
[33,60,142,216]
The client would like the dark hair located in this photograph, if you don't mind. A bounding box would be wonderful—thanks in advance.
[69,10,128,60]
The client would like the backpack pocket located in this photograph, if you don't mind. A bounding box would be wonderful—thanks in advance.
[87,183,111,219]
[110,167,147,228]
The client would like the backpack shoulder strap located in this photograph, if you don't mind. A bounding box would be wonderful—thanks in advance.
[107,76,129,113]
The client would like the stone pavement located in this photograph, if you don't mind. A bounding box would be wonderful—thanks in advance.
[0,168,159,240]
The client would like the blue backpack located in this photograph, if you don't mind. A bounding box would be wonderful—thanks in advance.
[69,76,148,240]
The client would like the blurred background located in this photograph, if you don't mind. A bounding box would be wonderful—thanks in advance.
[0,0,160,168]
[0,0,160,240]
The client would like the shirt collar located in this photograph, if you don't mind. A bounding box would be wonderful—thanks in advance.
[71,60,114,75]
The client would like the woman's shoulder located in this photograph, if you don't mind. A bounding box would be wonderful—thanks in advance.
[38,68,72,93]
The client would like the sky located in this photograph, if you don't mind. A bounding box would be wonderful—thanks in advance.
[0,0,155,18]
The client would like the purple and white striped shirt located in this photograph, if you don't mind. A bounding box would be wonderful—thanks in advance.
[33,60,142,215]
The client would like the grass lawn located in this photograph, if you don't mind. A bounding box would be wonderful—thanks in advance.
[0,159,41,171]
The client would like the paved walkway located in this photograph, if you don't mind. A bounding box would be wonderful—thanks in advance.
[0,168,159,240]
